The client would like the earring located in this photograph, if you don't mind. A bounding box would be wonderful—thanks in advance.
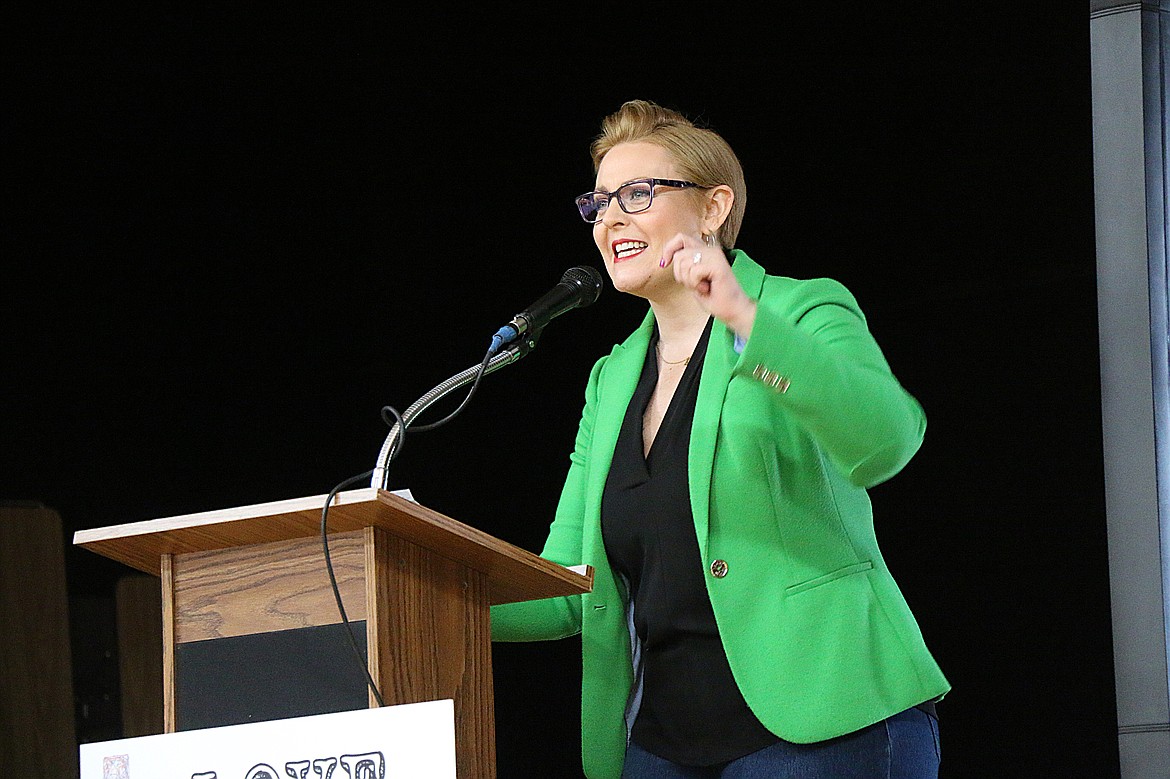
[703,232,716,247]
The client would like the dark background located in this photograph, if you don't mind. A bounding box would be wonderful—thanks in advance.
[4,5,1113,777]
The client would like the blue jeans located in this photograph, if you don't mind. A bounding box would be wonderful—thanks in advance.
[621,706,940,779]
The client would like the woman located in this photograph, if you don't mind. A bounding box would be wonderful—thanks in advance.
[491,100,949,779]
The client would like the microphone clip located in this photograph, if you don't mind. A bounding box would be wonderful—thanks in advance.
[490,320,542,357]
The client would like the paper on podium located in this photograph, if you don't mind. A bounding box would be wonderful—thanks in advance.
[79,699,456,778]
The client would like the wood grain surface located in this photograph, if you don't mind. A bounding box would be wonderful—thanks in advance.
[0,504,79,776]
[172,531,366,643]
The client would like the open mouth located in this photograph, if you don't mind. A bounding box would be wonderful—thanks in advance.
[613,240,649,261]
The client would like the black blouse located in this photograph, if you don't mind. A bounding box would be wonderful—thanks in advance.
[600,319,778,766]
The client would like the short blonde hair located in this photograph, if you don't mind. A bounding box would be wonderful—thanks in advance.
[590,100,746,249]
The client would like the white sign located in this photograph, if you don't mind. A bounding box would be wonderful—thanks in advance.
[80,700,456,779]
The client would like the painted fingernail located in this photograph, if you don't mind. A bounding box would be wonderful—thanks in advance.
[659,258,665,267]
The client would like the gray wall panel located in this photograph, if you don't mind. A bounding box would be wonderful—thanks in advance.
[1090,2,1170,775]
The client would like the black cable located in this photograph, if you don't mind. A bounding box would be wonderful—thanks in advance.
[320,343,493,708]
[409,342,494,432]
[380,405,406,446]
[320,468,385,707]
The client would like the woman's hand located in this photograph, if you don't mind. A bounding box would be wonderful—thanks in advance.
[661,233,757,338]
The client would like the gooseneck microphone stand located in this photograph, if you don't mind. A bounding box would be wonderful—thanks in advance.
[369,329,542,490]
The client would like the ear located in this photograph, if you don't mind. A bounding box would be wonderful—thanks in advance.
[702,185,735,233]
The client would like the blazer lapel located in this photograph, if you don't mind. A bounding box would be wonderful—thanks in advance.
[688,252,767,559]
[581,309,656,575]
[580,251,766,571]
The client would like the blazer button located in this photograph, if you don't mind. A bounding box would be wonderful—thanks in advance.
[710,559,729,578]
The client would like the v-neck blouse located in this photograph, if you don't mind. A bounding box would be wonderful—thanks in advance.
[600,318,778,766]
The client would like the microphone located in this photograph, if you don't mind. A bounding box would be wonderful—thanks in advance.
[490,266,604,353]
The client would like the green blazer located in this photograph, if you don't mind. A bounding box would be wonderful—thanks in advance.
[491,251,950,779]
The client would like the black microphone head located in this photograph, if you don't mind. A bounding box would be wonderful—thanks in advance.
[561,265,604,309]
[510,265,605,338]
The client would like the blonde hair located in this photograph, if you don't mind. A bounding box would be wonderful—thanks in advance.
[590,100,746,249]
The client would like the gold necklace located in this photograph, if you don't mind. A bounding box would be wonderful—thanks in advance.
[656,342,690,366]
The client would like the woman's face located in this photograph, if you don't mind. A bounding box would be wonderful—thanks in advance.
[591,141,705,300]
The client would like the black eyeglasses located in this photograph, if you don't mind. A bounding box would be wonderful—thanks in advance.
[574,178,701,223]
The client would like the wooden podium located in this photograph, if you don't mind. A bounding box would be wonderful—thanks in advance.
[74,487,593,779]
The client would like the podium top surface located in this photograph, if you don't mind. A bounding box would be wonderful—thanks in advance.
[73,488,592,606]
